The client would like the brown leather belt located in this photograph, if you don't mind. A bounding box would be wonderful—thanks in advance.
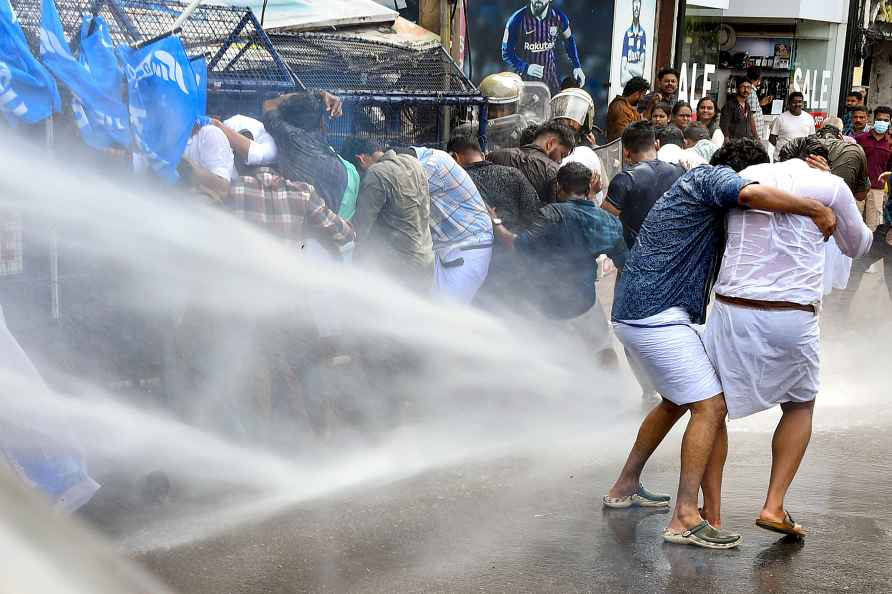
[715,293,816,314]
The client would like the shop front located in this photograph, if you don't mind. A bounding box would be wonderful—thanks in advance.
[676,0,848,131]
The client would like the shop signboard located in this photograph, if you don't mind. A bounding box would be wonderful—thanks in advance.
[677,62,718,104]
[792,67,834,111]
[467,0,616,125]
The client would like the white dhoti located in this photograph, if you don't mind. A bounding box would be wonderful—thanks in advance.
[613,307,723,406]
[703,300,819,419]
[434,245,492,304]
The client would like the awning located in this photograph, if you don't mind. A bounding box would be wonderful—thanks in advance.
[208,0,398,32]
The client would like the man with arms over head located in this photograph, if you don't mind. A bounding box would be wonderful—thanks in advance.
[607,76,648,142]
[639,67,679,116]
[342,137,434,292]
[179,121,234,202]
[404,146,494,304]
[620,0,647,86]
[501,0,584,95]
[212,114,278,173]
[491,162,625,363]
[769,92,815,161]
[488,120,576,203]
[603,138,837,550]
[263,91,358,218]
[703,140,871,539]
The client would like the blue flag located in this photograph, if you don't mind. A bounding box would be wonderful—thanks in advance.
[0,0,60,125]
[39,0,129,149]
[190,54,207,117]
[120,35,199,182]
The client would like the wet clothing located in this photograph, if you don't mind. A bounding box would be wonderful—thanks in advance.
[605,159,685,249]
[778,136,870,197]
[720,98,756,140]
[412,147,493,250]
[614,307,723,406]
[263,106,348,212]
[464,160,542,229]
[352,150,434,285]
[515,198,625,320]
[607,95,641,142]
[227,167,355,249]
[487,144,560,204]
[501,5,581,95]
[612,165,751,324]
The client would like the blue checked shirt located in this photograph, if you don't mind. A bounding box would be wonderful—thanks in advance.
[612,165,751,324]
[413,147,494,249]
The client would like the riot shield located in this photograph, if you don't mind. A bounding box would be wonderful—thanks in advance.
[594,138,624,186]
[485,114,531,151]
[517,82,551,125]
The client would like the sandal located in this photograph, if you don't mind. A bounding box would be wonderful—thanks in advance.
[663,520,741,549]
[603,484,671,509]
[756,511,806,538]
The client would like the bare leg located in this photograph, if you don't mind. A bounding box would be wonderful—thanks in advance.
[760,400,815,523]
[608,399,687,498]
[700,419,728,527]
[668,394,727,531]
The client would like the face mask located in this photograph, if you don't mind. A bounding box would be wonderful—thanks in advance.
[873,120,890,134]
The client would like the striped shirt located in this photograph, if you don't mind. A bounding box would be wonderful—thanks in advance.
[413,147,494,250]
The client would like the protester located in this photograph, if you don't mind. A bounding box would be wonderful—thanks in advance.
[403,146,494,304]
[550,88,606,202]
[448,135,541,309]
[603,138,837,550]
[842,91,863,136]
[682,123,719,165]
[849,104,870,137]
[670,101,693,131]
[180,121,234,202]
[650,102,670,127]
[490,162,625,364]
[720,77,757,141]
[603,121,684,252]
[342,137,434,291]
[639,67,679,116]
[263,91,358,218]
[746,67,772,146]
[654,124,685,164]
[769,92,815,161]
[606,76,648,142]
[213,115,278,173]
[487,121,577,203]
[696,96,724,146]
[603,121,686,402]
[703,141,871,539]
[855,106,892,231]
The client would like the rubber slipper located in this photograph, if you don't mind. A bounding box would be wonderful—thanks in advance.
[756,511,806,538]
[662,520,741,550]
[603,484,671,509]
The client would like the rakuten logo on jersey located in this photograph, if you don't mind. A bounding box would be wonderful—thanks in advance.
[524,41,555,53]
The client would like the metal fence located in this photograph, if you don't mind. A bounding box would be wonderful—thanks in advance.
[270,32,487,150]
[11,0,299,117]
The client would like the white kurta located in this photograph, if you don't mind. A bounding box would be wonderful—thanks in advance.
[705,159,872,418]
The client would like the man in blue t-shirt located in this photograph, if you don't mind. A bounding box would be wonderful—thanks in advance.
[620,0,647,86]
[501,0,584,95]
[602,138,837,550]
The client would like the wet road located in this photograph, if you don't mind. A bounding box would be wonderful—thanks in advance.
[125,419,891,594]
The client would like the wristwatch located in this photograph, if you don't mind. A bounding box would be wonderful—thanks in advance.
[491,218,503,226]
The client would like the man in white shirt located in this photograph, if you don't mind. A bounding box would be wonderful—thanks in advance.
[769,91,816,161]
[182,123,234,201]
[213,115,278,171]
[703,142,871,538]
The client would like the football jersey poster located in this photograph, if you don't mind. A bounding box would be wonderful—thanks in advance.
[609,0,657,102]
[468,0,615,126]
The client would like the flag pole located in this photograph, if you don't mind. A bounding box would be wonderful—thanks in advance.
[45,115,60,321]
